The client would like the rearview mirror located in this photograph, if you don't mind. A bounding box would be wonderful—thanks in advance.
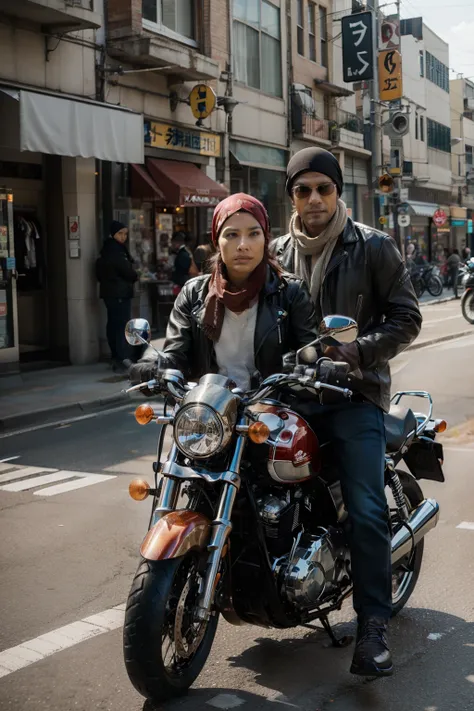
[125,318,151,347]
[319,315,358,345]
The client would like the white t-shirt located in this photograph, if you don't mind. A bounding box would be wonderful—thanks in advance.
[214,302,258,391]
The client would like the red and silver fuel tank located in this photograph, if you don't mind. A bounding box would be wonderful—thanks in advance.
[249,401,320,484]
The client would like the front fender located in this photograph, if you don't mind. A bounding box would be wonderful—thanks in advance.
[140,510,211,561]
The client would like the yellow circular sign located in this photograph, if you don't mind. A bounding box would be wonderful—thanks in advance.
[379,216,387,225]
[189,84,216,120]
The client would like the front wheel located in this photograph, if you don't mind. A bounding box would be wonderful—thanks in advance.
[390,472,424,617]
[123,555,218,702]
[427,275,443,297]
[461,289,474,324]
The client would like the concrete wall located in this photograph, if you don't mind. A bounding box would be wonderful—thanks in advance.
[0,23,96,97]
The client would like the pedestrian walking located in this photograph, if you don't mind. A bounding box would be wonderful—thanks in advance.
[96,220,138,372]
[447,248,461,298]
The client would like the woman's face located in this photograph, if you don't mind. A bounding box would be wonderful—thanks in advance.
[218,211,266,282]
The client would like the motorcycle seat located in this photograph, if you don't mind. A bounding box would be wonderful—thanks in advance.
[384,405,417,452]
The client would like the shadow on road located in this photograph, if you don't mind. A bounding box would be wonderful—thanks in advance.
[142,609,474,711]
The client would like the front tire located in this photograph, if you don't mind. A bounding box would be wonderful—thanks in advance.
[390,472,424,617]
[123,556,218,702]
[427,275,443,297]
[461,290,474,324]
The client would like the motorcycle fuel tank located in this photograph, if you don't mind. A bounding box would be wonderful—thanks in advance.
[249,402,320,483]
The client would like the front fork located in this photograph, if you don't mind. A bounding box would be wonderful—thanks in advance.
[150,434,246,622]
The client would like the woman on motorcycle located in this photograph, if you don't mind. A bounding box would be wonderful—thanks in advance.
[130,193,317,390]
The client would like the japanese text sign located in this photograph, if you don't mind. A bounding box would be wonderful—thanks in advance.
[342,12,374,82]
[378,49,403,101]
[144,120,221,157]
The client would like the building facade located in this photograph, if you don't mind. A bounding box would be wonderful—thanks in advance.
[399,19,453,261]
[450,77,474,253]
[0,0,143,371]
[290,0,372,225]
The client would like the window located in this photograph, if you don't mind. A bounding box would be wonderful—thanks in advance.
[320,6,328,68]
[142,0,196,42]
[427,118,451,153]
[466,145,473,171]
[419,50,424,77]
[425,51,449,92]
[233,0,282,97]
[297,0,304,56]
[420,115,424,142]
[415,114,419,140]
[308,2,316,62]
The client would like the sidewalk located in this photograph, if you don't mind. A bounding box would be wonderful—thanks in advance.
[0,299,468,436]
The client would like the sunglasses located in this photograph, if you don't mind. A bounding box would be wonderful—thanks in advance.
[292,183,336,199]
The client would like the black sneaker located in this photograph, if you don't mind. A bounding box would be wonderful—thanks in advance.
[350,617,393,677]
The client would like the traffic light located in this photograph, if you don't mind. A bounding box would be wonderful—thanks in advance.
[378,173,394,193]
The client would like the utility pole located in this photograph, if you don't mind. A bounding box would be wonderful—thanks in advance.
[367,0,382,226]
[391,0,403,255]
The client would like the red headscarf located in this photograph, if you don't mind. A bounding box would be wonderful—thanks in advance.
[203,193,272,341]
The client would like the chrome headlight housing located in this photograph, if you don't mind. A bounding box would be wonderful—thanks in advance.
[174,404,224,459]
[173,375,240,460]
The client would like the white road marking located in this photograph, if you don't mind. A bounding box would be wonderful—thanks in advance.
[1,471,78,492]
[0,466,56,484]
[0,456,20,463]
[0,466,116,496]
[457,521,474,530]
[35,472,116,497]
[0,604,125,679]
[422,315,464,326]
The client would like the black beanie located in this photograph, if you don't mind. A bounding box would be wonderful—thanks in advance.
[286,147,344,196]
[110,220,127,238]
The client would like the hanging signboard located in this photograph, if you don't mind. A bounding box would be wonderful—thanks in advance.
[380,15,400,50]
[189,84,216,120]
[342,12,374,82]
[378,49,403,101]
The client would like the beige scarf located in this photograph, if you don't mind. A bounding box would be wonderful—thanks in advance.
[290,198,348,309]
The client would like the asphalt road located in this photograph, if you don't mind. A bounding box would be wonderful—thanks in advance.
[0,316,473,711]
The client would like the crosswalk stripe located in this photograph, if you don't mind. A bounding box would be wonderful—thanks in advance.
[0,466,56,484]
[0,471,78,492]
[36,473,116,497]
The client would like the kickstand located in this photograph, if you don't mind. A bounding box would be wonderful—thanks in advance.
[313,616,354,648]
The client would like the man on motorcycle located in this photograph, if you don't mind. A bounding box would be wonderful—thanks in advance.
[272,147,422,677]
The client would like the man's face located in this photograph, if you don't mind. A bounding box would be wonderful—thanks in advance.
[291,171,338,236]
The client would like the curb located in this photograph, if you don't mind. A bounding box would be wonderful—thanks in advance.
[406,329,473,352]
[0,392,130,437]
[420,295,456,307]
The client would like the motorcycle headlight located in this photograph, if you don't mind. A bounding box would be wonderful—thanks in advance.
[174,404,224,459]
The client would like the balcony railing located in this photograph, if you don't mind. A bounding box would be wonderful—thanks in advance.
[301,114,330,141]
[335,109,364,134]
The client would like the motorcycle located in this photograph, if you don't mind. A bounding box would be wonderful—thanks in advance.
[461,258,474,324]
[122,315,446,703]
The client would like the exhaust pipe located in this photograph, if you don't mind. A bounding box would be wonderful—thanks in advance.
[391,498,439,566]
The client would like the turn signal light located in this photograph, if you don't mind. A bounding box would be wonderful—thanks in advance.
[135,404,155,425]
[248,421,270,444]
[434,419,447,433]
[129,479,151,501]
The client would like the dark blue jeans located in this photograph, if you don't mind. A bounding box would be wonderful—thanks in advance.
[309,401,392,620]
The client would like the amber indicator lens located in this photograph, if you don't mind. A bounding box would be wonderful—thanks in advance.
[129,479,151,501]
[434,419,447,433]
[248,421,270,444]
[135,404,155,425]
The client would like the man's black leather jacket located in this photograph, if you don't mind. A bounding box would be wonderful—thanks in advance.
[271,219,422,412]
[130,266,317,385]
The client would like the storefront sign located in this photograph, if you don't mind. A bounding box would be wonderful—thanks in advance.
[0,225,8,258]
[144,121,221,157]
[183,194,220,207]
[342,12,374,82]
[451,219,466,227]
[468,219,473,234]
[68,216,80,240]
[433,209,447,227]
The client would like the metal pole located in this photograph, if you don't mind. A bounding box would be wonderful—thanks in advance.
[367,0,381,226]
